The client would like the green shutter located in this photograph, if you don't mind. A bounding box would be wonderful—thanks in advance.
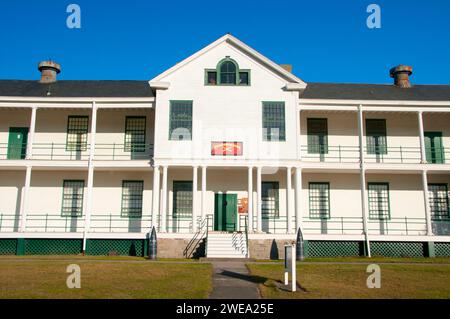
[366,119,387,155]
[61,180,85,217]
[124,116,146,153]
[307,118,328,154]
[173,181,193,219]
[424,132,445,164]
[7,127,29,159]
[169,101,192,141]
[121,181,144,218]
[262,102,286,141]
[261,182,279,218]
[66,116,89,151]
[309,182,330,219]
[428,183,450,220]
[368,183,391,220]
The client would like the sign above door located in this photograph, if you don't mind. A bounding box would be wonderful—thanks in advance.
[211,142,243,156]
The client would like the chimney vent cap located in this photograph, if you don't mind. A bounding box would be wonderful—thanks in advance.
[390,65,412,78]
[38,61,61,74]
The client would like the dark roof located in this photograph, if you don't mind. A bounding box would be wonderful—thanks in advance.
[301,83,450,101]
[0,80,154,98]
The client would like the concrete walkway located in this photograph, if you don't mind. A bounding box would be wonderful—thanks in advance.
[209,260,261,299]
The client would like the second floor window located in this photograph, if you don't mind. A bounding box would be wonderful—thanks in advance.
[121,181,144,218]
[307,118,328,154]
[262,102,285,141]
[125,116,146,152]
[366,119,387,155]
[169,101,192,140]
[66,116,88,151]
[61,180,84,217]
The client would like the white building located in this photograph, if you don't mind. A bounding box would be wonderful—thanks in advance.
[1,34,449,258]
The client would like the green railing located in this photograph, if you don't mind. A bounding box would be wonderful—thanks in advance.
[368,217,427,235]
[90,214,152,233]
[32,143,90,160]
[0,144,28,160]
[301,145,360,163]
[94,143,154,160]
[364,146,422,164]
[25,214,85,232]
[0,213,20,232]
[302,217,364,235]
[165,216,193,233]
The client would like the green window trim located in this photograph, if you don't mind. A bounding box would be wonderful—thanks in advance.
[368,182,391,220]
[262,101,286,141]
[204,57,250,86]
[309,182,330,219]
[307,118,328,154]
[66,116,89,152]
[61,180,85,217]
[428,183,450,221]
[366,119,387,155]
[124,116,146,153]
[169,100,193,141]
[121,180,144,218]
[173,181,193,219]
[425,132,445,164]
[261,182,280,218]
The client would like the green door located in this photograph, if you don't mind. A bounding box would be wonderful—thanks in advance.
[214,193,237,231]
[7,127,29,159]
[425,132,445,164]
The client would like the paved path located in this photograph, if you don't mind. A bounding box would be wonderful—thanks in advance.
[209,260,261,299]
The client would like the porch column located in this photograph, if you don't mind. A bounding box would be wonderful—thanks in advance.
[19,166,32,232]
[247,166,253,231]
[358,105,371,257]
[417,111,427,163]
[192,166,198,232]
[286,167,293,233]
[160,165,168,232]
[256,166,262,232]
[152,165,160,229]
[294,167,302,231]
[26,106,37,159]
[421,170,433,235]
[201,166,207,220]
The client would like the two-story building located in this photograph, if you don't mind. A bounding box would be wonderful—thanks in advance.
[0,34,449,258]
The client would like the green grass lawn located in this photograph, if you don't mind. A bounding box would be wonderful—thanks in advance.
[247,262,450,298]
[0,258,212,299]
[256,256,450,264]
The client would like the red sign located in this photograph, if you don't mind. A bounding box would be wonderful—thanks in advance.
[211,142,243,156]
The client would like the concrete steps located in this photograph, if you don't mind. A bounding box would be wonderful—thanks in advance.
[206,232,248,258]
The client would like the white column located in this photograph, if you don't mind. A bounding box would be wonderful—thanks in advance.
[247,166,253,232]
[256,166,262,232]
[152,166,160,229]
[19,166,32,232]
[417,111,427,163]
[358,105,371,257]
[286,167,293,233]
[26,107,37,159]
[421,170,433,235]
[201,166,207,220]
[294,167,302,232]
[160,165,168,232]
[192,166,198,232]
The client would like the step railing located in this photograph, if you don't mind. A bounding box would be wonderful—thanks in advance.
[183,215,209,258]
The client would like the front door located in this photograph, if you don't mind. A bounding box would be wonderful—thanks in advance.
[7,127,29,159]
[214,193,237,231]
[425,132,445,164]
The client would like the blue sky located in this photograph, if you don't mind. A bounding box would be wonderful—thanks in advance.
[1,0,450,84]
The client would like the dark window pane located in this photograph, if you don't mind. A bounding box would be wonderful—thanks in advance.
[366,119,387,155]
[121,181,144,218]
[124,117,146,153]
[220,61,237,84]
[262,182,279,218]
[262,102,285,141]
[207,71,217,85]
[66,116,89,151]
[239,72,249,85]
[307,118,328,154]
[429,184,450,220]
[61,180,84,217]
[169,101,192,140]
[368,183,390,220]
[309,182,330,219]
[173,181,193,219]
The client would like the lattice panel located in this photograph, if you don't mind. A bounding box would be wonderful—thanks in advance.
[435,242,450,257]
[0,239,17,255]
[25,239,83,255]
[308,241,361,257]
[371,241,425,257]
[87,239,144,256]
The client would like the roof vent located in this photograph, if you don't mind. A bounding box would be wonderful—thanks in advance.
[390,65,412,88]
[38,61,61,84]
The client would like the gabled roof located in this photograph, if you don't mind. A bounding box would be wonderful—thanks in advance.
[150,34,306,87]
[0,80,154,98]
[301,83,450,101]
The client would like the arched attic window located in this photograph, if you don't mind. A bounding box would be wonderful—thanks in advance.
[205,57,250,86]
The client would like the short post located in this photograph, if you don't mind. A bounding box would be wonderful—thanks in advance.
[284,244,296,292]
[148,226,157,260]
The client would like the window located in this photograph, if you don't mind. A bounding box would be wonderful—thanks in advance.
[205,57,250,86]
[61,180,84,217]
[309,182,330,219]
[169,101,192,140]
[307,118,328,154]
[262,102,286,141]
[368,183,390,220]
[121,181,144,218]
[66,116,88,151]
[366,119,387,155]
[428,184,450,221]
[262,182,279,218]
[173,181,193,219]
[124,116,146,152]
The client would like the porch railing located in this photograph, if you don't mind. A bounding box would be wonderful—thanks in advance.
[300,145,360,163]
[32,143,90,160]
[0,213,21,232]
[25,214,85,232]
[364,146,422,164]
[368,217,428,236]
[94,143,154,160]
[89,214,152,233]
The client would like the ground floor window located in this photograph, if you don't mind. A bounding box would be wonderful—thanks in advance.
[121,181,144,218]
[368,182,390,220]
[61,180,84,217]
[173,181,193,219]
[261,182,279,218]
[309,182,330,219]
[428,183,450,220]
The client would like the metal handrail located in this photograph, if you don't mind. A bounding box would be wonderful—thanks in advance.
[183,216,208,258]
[244,214,249,258]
